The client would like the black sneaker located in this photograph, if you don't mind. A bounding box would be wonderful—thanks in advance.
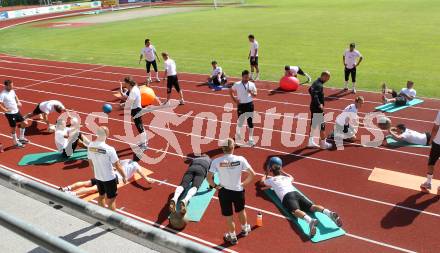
[223,233,238,245]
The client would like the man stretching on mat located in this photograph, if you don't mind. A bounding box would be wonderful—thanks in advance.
[421,111,440,192]
[54,118,89,158]
[208,138,255,245]
[169,154,212,215]
[59,153,153,197]
[25,100,66,132]
[331,96,364,149]
[260,157,342,237]
[0,79,28,148]
[284,65,311,85]
[381,81,416,106]
[389,124,430,146]
[139,38,161,84]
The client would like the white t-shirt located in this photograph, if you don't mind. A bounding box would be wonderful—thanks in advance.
[250,41,259,57]
[336,103,359,126]
[433,111,440,145]
[400,129,427,145]
[211,66,223,77]
[288,66,299,75]
[39,100,65,114]
[209,154,251,191]
[400,88,416,98]
[343,49,362,69]
[0,90,18,114]
[115,159,139,180]
[55,128,69,152]
[264,175,295,201]
[164,59,177,76]
[88,141,119,181]
[128,86,142,109]
[140,45,157,62]
[231,81,257,104]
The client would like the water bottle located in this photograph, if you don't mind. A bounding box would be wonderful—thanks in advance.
[256,212,263,227]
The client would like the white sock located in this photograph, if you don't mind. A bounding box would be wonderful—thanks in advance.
[323,209,332,217]
[19,128,25,139]
[426,174,433,184]
[255,72,260,79]
[156,72,159,79]
[303,215,313,224]
[352,82,356,89]
[172,186,185,203]
[236,126,242,138]
[11,133,18,143]
[140,131,147,146]
[183,187,198,203]
[251,72,255,79]
[147,73,151,80]
[249,128,254,141]
[344,81,348,88]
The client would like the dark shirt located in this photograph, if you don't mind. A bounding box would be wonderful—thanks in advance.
[190,156,212,174]
[309,78,325,109]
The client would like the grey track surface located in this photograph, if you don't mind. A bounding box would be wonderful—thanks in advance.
[0,184,158,253]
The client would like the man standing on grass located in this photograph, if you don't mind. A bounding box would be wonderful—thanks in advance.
[162,52,184,105]
[0,80,28,148]
[248,34,260,81]
[139,38,161,84]
[87,126,127,211]
[307,71,332,149]
[343,42,363,94]
[420,111,440,193]
[208,138,255,245]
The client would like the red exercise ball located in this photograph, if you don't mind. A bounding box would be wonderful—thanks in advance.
[140,86,156,107]
[279,76,300,91]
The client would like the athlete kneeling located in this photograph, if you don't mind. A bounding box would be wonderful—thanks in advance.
[260,157,342,237]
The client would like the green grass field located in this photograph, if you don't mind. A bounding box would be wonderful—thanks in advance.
[1,0,439,97]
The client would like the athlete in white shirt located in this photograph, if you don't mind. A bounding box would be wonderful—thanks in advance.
[87,126,127,210]
[0,80,28,147]
[342,43,363,93]
[421,111,440,192]
[284,65,311,84]
[25,100,66,132]
[54,118,89,158]
[207,60,227,90]
[382,81,416,105]
[161,52,184,105]
[389,124,430,146]
[333,96,364,150]
[260,157,342,237]
[59,153,153,197]
[229,70,257,146]
[248,34,260,81]
[207,138,255,245]
[139,39,161,83]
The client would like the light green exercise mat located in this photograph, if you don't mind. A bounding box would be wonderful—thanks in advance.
[18,150,88,166]
[264,187,345,243]
[385,135,429,148]
[375,99,423,113]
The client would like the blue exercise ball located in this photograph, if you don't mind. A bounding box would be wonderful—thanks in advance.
[103,103,112,114]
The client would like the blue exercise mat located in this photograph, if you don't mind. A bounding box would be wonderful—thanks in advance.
[375,99,423,113]
[385,135,429,148]
[18,150,88,166]
[264,187,345,243]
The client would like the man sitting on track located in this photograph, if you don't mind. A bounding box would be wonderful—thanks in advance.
[54,118,89,158]
[260,157,342,237]
[25,100,66,132]
[0,79,28,148]
[284,65,311,85]
[59,153,153,197]
[389,124,431,146]
[169,154,212,215]
[381,81,416,106]
[208,60,228,90]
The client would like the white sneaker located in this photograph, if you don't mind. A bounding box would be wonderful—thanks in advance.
[147,78,152,83]
[155,78,161,82]
[179,100,185,105]
[352,88,356,94]
[14,142,24,148]
[240,224,251,237]
[307,138,319,148]
[65,191,78,197]
[248,139,255,147]
[320,140,333,150]
[420,182,431,191]
[309,219,319,237]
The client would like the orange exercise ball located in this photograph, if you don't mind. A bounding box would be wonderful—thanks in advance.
[140,86,156,107]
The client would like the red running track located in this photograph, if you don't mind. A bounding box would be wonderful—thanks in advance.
[0,54,439,253]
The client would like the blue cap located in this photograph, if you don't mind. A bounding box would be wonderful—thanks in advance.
[268,156,282,170]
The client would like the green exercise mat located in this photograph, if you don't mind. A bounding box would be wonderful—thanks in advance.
[264,187,345,243]
[18,150,88,166]
[375,99,423,113]
[385,135,429,148]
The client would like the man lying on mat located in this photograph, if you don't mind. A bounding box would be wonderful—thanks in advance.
[25,100,66,132]
[381,81,416,106]
[389,124,430,146]
[169,154,212,215]
[260,157,342,237]
[54,118,89,158]
[59,153,153,197]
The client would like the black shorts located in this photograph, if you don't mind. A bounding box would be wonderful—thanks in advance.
[96,176,119,199]
[5,112,25,128]
[282,191,314,213]
[32,104,43,115]
[344,67,357,82]
[146,60,158,73]
[237,102,255,128]
[297,67,305,76]
[395,96,408,106]
[428,141,440,166]
[61,132,82,158]
[131,107,144,133]
[180,165,207,189]
[90,178,98,186]
[310,107,325,131]
[167,75,181,94]
[250,56,259,66]
[218,188,245,216]
[426,132,431,146]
